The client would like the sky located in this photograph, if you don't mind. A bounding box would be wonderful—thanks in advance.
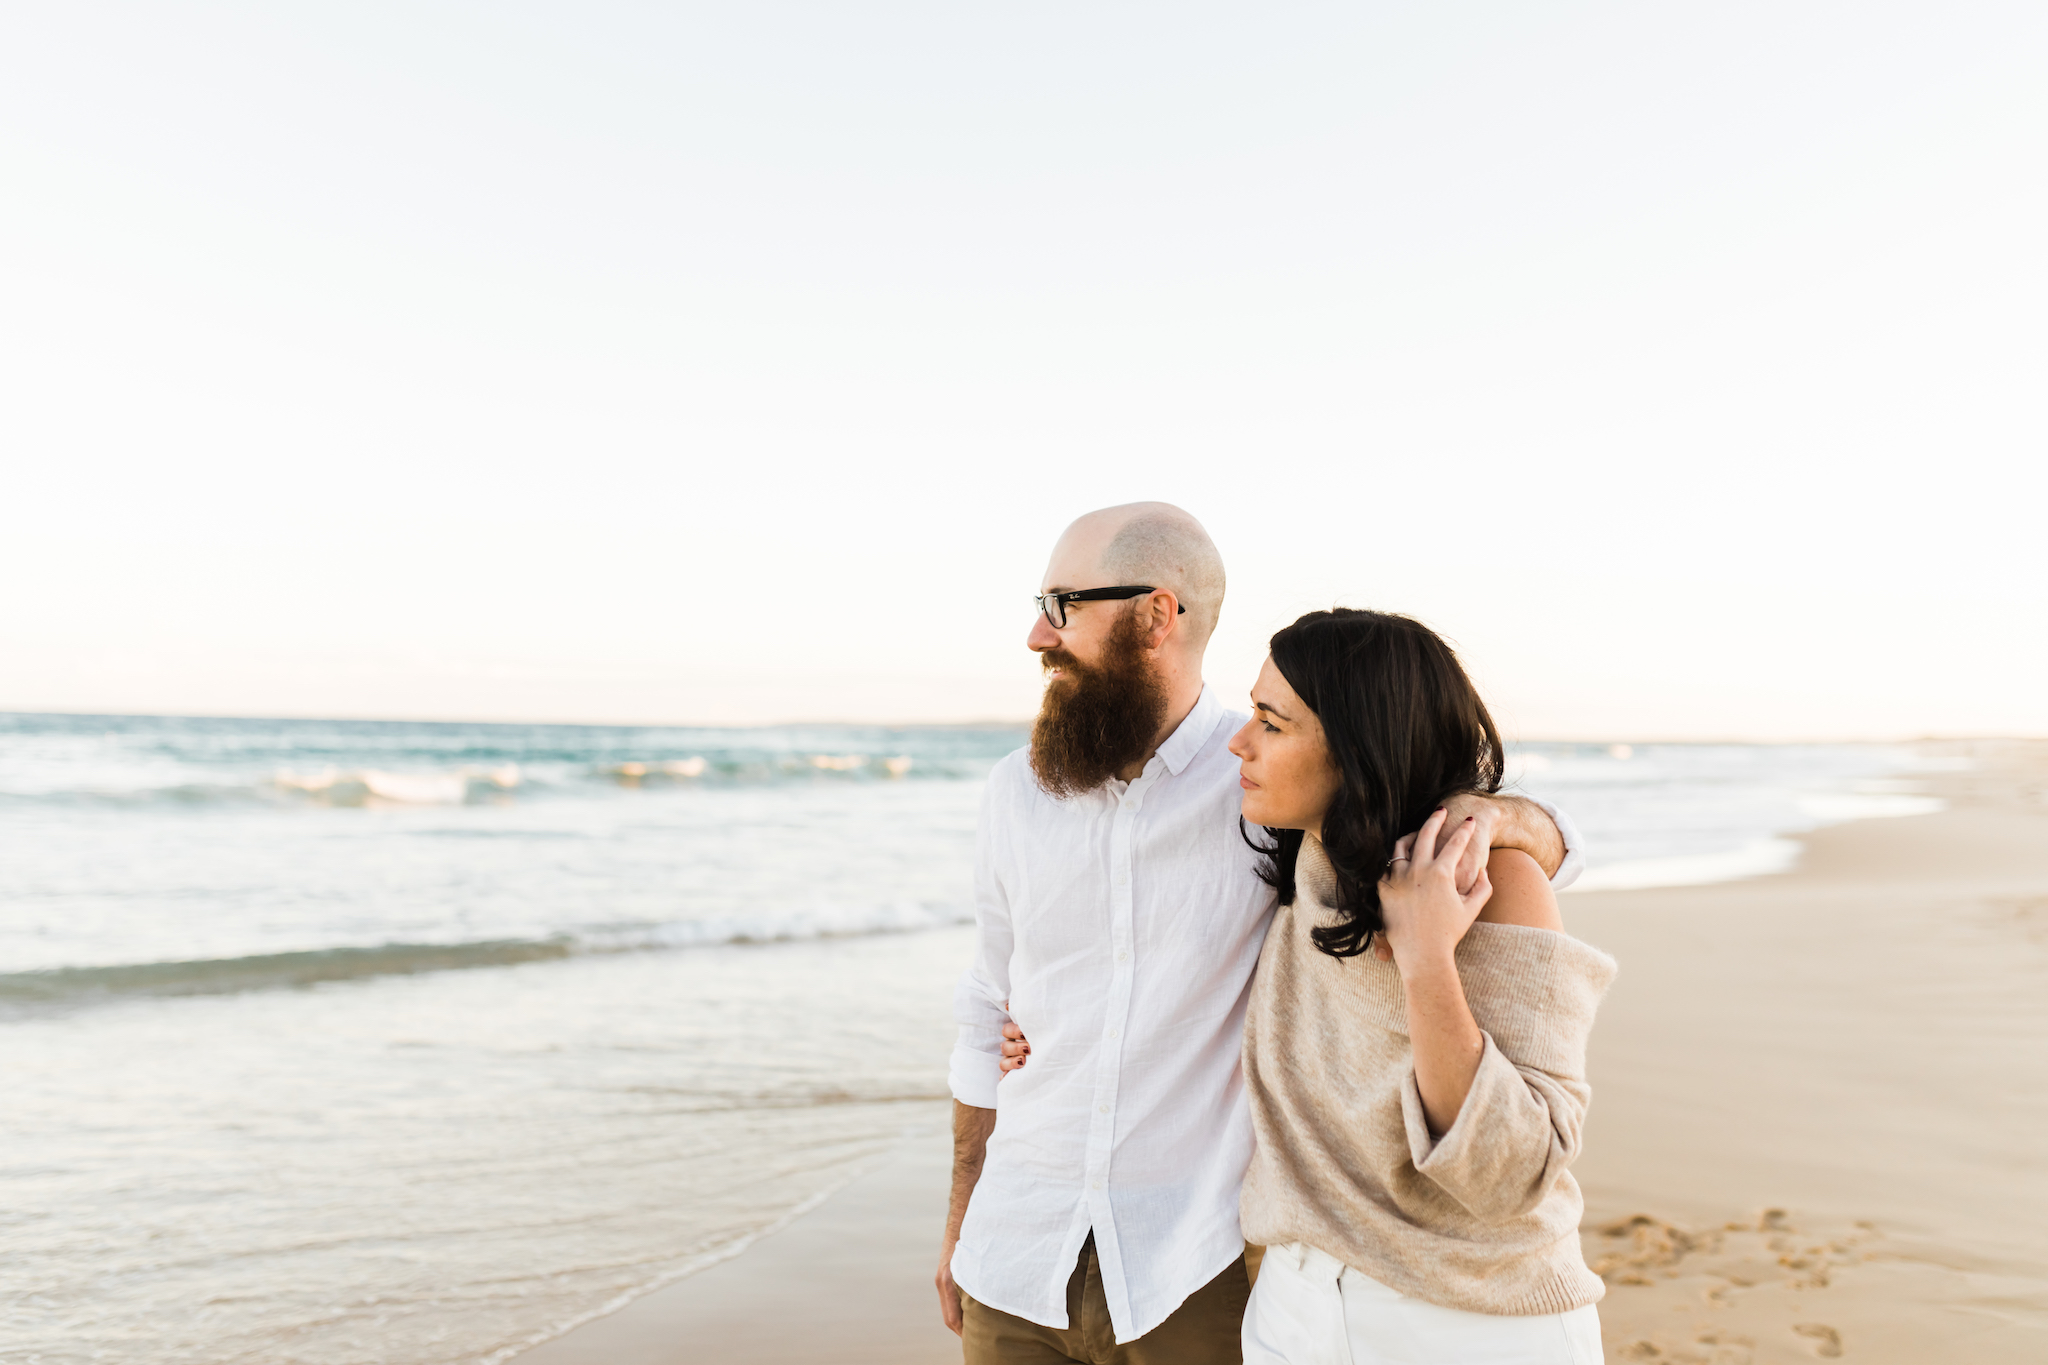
[1,2,2043,739]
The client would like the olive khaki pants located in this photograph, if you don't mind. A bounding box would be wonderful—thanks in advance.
[962,1235,1253,1365]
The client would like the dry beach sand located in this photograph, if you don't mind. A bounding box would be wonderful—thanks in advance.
[515,740,2048,1365]
[1568,739,2048,1364]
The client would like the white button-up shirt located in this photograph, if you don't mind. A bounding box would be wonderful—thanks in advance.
[948,684,1583,1343]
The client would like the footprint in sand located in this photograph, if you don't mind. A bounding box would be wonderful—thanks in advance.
[1793,1323,1843,1357]
[1588,1209,1880,1363]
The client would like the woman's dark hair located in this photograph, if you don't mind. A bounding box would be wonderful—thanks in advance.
[1244,608,1504,959]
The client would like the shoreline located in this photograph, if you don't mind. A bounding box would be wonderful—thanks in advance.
[508,1116,959,1365]
[509,740,2048,1364]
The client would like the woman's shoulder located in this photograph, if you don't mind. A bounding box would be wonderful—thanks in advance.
[1475,847,1563,932]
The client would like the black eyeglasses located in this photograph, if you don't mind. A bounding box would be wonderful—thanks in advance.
[1034,585,1185,630]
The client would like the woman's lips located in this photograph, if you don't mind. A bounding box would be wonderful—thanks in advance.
[1239,775,1258,790]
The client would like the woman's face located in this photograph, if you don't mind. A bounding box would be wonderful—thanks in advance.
[1228,656,1343,838]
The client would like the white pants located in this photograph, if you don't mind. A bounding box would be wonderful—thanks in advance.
[1243,1243,1603,1365]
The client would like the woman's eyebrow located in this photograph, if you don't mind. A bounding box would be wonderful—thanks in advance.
[1252,699,1292,722]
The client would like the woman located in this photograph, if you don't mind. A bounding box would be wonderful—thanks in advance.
[1228,607,1615,1364]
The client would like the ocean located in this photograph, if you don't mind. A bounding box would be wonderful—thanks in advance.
[0,712,1946,1363]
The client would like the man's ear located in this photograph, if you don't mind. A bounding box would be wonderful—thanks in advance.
[1145,590,1181,648]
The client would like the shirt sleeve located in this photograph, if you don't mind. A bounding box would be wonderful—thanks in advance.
[1398,1032,1592,1225]
[948,773,1014,1110]
[1528,797,1585,891]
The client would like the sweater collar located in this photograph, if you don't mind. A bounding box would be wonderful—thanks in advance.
[1297,833,1340,906]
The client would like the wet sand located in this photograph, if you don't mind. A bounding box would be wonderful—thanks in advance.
[510,1112,959,1365]
[515,740,2048,1364]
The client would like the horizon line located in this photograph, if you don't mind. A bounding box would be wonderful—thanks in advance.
[1,706,2031,748]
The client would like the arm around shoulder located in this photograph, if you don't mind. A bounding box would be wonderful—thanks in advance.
[1489,796,1568,881]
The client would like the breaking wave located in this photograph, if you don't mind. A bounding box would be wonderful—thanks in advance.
[272,764,525,805]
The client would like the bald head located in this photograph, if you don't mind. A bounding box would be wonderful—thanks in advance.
[1050,502,1227,652]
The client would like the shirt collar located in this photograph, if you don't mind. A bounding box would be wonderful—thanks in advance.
[1150,684,1222,778]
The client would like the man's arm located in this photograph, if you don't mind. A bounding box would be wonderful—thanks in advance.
[938,774,1013,1334]
[936,1100,997,1336]
[1439,792,1565,887]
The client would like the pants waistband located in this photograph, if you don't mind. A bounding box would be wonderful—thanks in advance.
[1269,1241,1347,1285]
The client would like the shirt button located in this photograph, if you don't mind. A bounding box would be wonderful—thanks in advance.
[1091,1180,1103,1190]
[1098,1104,1110,1114]
[1106,1028,1119,1039]
[1116,950,1129,962]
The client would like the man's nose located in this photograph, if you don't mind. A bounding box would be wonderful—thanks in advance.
[1026,614,1061,652]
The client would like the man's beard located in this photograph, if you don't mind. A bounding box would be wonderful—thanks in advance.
[1029,607,1169,799]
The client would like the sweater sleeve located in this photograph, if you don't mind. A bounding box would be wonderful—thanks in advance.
[1398,1031,1591,1224]
[947,775,1013,1110]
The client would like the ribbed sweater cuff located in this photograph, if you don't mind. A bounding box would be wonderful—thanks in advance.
[1504,1262,1606,1316]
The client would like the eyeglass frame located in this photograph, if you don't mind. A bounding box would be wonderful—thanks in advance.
[1034,585,1186,630]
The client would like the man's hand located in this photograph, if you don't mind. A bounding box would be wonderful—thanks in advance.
[936,1253,966,1335]
[1437,793,1500,896]
[1437,792,1563,893]
[999,1021,1030,1073]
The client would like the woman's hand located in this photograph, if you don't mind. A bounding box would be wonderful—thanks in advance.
[1376,808,1492,974]
[1380,808,1491,1135]
[998,1020,1029,1072]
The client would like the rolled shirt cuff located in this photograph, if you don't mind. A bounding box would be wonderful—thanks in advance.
[948,1026,1004,1110]
[1528,797,1584,891]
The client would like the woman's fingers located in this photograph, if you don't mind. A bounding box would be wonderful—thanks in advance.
[1410,808,1450,868]
[1461,863,1493,913]
[1382,833,1418,886]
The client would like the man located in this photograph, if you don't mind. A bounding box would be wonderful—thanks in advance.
[937,503,1579,1364]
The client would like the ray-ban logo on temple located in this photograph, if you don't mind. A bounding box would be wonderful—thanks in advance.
[1034,586,1186,630]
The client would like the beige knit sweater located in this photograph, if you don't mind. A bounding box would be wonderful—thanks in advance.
[1239,836,1618,1316]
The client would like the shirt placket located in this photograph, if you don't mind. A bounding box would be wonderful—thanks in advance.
[1085,774,1147,1218]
